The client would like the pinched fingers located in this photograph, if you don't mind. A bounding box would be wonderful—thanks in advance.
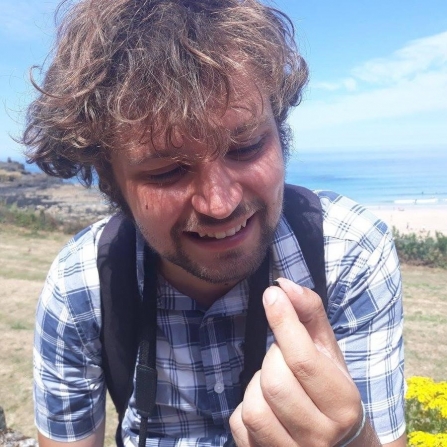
[259,342,336,443]
[230,342,359,447]
[262,282,362,430]
[273,278,346,369]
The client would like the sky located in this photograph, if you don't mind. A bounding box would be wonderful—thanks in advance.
[1,0,446,163]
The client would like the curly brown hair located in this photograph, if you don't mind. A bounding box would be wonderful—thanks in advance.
[22,0,308,208]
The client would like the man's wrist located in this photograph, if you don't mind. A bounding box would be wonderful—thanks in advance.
[336,401,366,447]
[336,402,383,447]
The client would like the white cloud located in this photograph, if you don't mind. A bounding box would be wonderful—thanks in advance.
[312,81,341,91]
[313,77,358,92]
[352,31,447,85]
[291,31,447,147]
[297,68,447,128]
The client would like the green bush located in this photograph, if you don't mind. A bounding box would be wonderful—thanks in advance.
[393,228,447,269]
[0,201,89,235]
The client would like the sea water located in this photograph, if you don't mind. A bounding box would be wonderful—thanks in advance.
[19,145,447,207]
[286,146,447,206]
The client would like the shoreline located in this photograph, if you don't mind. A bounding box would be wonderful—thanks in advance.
[2,159,446,236]
[366,203,447,235]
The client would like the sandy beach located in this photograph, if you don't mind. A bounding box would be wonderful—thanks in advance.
[368,204,447,235]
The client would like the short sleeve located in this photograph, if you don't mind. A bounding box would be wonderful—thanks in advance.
[320,191,405,444]
[34,220,108,441]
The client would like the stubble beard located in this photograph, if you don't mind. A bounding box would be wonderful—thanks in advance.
[138,201,282,285]
[169,208,277,284]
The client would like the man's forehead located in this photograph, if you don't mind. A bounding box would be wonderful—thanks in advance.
[117,73,274,164]
[115,70,274,161]
[124,111,272,165]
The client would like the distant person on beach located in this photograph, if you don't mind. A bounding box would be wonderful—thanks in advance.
[23,0,405,446]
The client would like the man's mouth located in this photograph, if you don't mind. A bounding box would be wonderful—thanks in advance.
[189,217,250,240]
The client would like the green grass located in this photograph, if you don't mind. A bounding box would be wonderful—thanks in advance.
[405,313,447,324]
[10,322,30,330]
[401,264,447,381]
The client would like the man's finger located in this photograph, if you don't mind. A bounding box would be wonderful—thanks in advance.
[262,283,360,422]
[274,277,346,368]
[259,342,335,443]
[229,371,295,447]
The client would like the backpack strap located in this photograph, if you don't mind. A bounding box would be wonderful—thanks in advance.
[283,184,328,308]
[238,253,270,395]
[98,213,141,420]
[135,245,159,447]
[240,185,327,396]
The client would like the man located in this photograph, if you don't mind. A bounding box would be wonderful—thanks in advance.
[24,0,405,446]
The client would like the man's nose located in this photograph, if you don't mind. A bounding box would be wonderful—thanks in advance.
[191,160,243,219]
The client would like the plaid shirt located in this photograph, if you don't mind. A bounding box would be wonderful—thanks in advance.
[34,190,405,446]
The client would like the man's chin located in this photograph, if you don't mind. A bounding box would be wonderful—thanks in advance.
[172,248,268,285]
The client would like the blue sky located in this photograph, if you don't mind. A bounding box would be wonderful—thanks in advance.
[1,0,446,162]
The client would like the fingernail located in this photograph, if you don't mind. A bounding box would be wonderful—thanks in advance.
[292,283,304,295]
[272,279,281,287]
[263,287,279,306]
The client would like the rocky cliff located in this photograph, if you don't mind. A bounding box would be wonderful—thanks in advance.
[0,160,110,226]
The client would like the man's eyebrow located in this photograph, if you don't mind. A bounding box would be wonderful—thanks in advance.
[127,116,270,165]
[127,150,180,166]
[230,116,269,138]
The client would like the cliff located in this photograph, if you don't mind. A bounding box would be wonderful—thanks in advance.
[0,160,110,225]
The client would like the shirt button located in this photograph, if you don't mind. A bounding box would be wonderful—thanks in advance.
[214,381,225,394]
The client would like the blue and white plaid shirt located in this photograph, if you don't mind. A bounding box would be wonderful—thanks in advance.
[34,191,405,446]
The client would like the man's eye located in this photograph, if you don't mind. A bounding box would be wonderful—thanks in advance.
[227,137,266,161]
[146,165,187,184]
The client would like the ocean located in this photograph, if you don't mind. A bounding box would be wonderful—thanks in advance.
[17,145,447,207]
[286,146,447,207]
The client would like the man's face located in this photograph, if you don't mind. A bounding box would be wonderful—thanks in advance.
[111,82,285,295]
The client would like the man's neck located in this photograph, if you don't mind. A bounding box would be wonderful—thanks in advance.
[159,260,238,308]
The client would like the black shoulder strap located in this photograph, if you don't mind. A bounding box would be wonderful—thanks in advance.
[134,246,159,447]
[98,213,141,420]
[283,184,328,308]
[240,185,327,396]
[98,184,327,424]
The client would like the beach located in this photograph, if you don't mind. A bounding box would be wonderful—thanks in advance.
[368,204,447,235]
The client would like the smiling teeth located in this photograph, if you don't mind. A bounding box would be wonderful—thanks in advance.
[198,220,247,239]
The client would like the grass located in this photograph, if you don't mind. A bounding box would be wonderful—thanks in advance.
[0,169,22,183]
[400,263,447,381]
[0,225,115,444]
[0,224,446,442]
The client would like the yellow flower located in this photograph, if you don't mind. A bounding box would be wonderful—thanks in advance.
[406,376,447,418]
[409,431,447,447]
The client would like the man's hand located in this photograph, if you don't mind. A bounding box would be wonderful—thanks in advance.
[229,278,380,447]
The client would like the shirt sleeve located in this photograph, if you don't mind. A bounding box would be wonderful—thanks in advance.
[33,222,107,442]
[320,192,405,445]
